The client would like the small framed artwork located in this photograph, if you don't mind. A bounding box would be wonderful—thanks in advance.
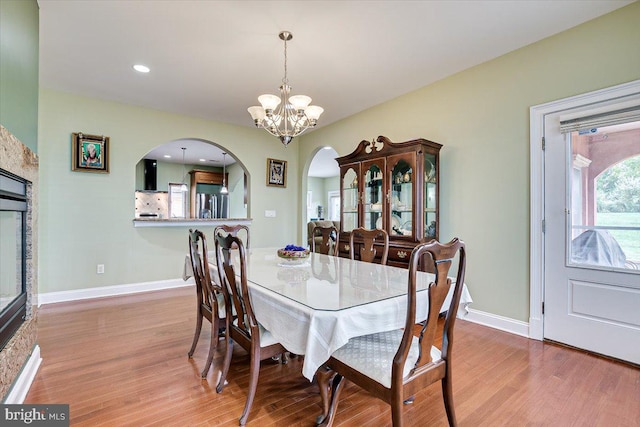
[266,158,287,188]
[71,132,110,173]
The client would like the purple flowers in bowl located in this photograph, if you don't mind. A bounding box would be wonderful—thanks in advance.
[278,245,310,260]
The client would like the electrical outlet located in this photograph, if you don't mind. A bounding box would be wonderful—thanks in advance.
[97,264,105,274]
[264,210,276,218]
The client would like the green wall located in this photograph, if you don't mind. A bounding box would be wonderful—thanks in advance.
[307,177,326,219]
[307,176,340,218]
[298,2,640,322]
[0,0,39,152]
[38,90,300,293]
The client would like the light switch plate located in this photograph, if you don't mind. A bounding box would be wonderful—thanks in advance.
[264,210,276,217]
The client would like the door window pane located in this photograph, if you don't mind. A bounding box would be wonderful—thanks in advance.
[569,121,640,271]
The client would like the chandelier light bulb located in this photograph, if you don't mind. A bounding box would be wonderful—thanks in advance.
[289,95,312,111]
[258,94,282,112]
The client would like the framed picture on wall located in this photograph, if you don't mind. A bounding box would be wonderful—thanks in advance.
[266,158,287,188]
[71,132,110,173]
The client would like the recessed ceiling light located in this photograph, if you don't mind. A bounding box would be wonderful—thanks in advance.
[199,159,206,162]
[133,64,150,73]
[163,154,171,158]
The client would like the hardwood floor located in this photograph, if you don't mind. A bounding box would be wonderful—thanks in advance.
[26,287,640,426]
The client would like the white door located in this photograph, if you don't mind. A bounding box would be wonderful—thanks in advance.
[328,190,340,221]
[543,99,640,364]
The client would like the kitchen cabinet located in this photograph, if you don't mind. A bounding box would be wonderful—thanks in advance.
[336,135,441,268]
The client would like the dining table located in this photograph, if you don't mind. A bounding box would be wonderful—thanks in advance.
[183,247,472,381]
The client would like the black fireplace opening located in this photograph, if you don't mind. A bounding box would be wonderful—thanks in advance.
[0,169,27,350]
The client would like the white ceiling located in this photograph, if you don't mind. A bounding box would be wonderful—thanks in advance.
[37,0,634,174]
[309,147,341,178]
[143,139,236,169]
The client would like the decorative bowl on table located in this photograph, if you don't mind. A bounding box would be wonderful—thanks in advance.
[277,245,310,266]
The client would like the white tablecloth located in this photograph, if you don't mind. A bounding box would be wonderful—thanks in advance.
[184,249,472,381]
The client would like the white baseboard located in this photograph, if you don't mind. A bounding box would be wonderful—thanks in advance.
[3,345,42,404]
[38,278,193,306]
[462,308,531,338]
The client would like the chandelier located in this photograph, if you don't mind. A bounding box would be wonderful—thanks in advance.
[247,31,324,146]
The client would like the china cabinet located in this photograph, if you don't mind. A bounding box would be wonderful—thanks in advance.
[336,135,441,268]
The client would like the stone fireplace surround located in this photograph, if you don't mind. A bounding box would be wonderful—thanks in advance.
[0,125,39,401]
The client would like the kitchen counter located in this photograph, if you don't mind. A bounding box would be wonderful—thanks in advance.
[132,217,252,228]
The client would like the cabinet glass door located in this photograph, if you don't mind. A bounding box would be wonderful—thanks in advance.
[424,153,437,238]
[342,167,358,232]
[390,158,413,237]
[363,162,384,230]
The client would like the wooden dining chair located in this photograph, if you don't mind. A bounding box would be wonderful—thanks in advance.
[214,232,288,426]
[349,227,389,265]
[311,224,339,256]
[187,229,228,378]
[213,223,250,250]
[316,238,467,427]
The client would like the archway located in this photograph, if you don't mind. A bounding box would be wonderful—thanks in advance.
[135,138,250,219]
[303,146,340,245]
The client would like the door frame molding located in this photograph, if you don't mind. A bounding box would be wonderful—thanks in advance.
[529,79,640,340]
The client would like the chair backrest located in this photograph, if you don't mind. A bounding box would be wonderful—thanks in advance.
[307,220,340,246]
[311,224,339,256]
[188,229,219,313]
[214,232,258,341]
[349,227,389,265]
[214,224,250,250]
[394,238,466,387]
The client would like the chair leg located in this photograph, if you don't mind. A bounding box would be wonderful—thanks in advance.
[216,337,233,393]
[238,350,261,426]
[315,366,335,424]
[201,317,219,378]
[316,372,345,427]
[188,311,203,358]
[391,392,405,427]
[442,374,457,427]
